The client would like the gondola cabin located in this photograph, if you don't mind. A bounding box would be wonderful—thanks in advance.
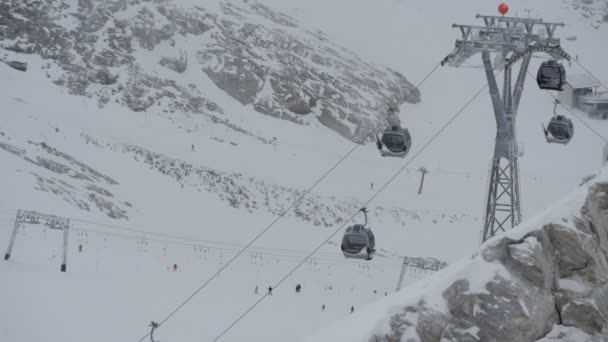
[376,126,412,158]
[544,115,574,144]
[537,60,566,91]
[341,225,375,260]
[341,208,375,260]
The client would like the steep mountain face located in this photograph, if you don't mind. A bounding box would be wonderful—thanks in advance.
[307,169,608,342]
[0,0,420,142]
[198,1,421,142]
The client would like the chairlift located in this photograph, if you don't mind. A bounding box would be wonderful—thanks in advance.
[341,208,375,261]
[376,125,412,158]
[537,60,566,91]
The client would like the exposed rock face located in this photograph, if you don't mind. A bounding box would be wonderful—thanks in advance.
[0,0,419,142]
[198,2,420,142]
[365,181,608,341]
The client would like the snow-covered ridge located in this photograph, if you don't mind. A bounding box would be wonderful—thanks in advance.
[306,167,608,341]
[0,0,420,142]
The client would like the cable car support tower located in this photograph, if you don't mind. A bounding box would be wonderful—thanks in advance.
[441,10,570,242]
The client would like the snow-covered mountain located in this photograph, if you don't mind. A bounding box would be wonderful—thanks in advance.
[0,0,420,142]
[1,0,608,341]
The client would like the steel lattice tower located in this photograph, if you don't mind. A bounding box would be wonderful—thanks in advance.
[441,13,570,242]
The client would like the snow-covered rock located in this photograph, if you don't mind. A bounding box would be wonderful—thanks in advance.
[306,170,608,341]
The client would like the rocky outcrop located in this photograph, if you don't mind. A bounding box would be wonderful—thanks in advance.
[0,0,419,142]
[198,2,420,142]
[359,179,608,341]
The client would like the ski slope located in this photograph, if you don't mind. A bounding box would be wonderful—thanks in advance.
[1,0,607,341]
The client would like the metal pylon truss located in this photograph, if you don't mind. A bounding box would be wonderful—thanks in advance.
[441,13,569,243]
[482,144,521,241]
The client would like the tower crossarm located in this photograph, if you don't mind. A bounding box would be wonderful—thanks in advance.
[442,20,564,68]
[476,14,543,32]
[540,22,566,39]
[442,39,519,67]
[441,45,477,67]
[475,14,564,38]
[451,24,533,40]
[453,24,513,39]
[505,43,571,68]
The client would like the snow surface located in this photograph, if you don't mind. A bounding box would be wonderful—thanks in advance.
[1,0,608,341]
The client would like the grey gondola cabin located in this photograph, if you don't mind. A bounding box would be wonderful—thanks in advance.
[537,60,566,91]
[543,115,574,144]
[376,126,412,158]
[341,208,375,260]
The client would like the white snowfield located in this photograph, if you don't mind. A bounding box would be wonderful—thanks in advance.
[1,0,607,341]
